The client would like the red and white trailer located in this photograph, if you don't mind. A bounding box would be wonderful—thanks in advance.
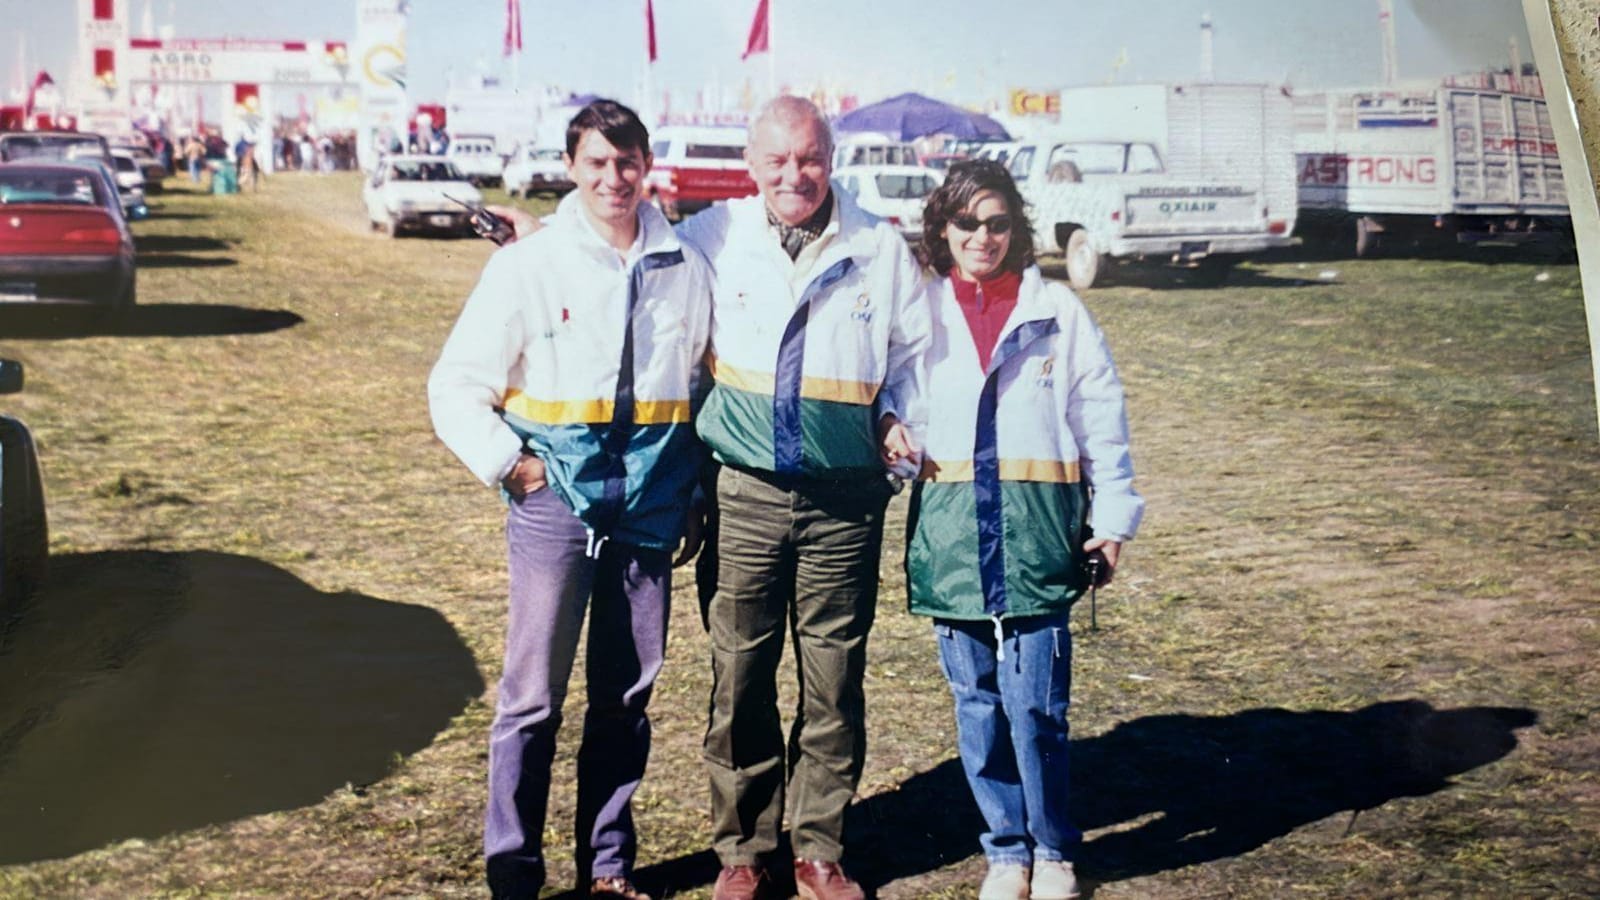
[1293,78,1571,256]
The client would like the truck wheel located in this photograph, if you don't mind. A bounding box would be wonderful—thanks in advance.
[1355,216,1383,258]
[1064,228,1101,291]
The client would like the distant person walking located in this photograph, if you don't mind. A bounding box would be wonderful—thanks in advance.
[428,99,713,900]
[235,138,261,191]
[905,159,1144,900]
[183,135,205,183]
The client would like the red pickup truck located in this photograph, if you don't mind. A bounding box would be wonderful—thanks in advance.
[646,126,757,221]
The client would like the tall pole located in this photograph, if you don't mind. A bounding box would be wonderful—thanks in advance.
[1199,13,1214,82]
[767,0,777,98]
[1377,0,1398,86]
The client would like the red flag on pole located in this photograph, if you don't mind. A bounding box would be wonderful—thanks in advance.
[23,70,53,121]
[646,0,658,63]
[504,0,523,57]
[741,0,770,60]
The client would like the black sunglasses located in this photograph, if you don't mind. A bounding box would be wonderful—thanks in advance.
[948,213,1014,234]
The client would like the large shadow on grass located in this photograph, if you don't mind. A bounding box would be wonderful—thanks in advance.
[622,700,1535,897]
[0,304,302,338]
[0,550,485,864]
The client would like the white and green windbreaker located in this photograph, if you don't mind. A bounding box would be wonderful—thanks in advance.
[907,266,1143,621]
[428,193,714,552]
[678,187,931,478]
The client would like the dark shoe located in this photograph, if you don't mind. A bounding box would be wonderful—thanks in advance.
[590,875,652,899]
[713,864,769,900]
[793,858,865,900]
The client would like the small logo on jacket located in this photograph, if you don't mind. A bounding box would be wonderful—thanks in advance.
[850,292,874,324]
[1036,356,1056,388]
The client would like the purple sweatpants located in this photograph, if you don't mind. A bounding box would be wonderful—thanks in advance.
[483,487,671,898]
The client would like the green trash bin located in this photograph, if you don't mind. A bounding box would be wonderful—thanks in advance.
[211,161,238,194]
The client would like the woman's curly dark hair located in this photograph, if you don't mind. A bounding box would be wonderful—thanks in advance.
[917,158,1036,277]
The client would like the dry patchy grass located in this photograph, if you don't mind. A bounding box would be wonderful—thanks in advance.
[1,174,1597,898]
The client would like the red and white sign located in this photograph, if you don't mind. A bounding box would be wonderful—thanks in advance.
[1298,154,1438,186]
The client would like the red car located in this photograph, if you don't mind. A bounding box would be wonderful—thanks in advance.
[646,126,758,221]
[0,161,136,318]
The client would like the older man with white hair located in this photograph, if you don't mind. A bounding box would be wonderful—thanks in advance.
[679,96,931,900]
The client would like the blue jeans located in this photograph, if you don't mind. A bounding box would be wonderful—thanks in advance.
[935,614,1080,865]
[485,487,671,897]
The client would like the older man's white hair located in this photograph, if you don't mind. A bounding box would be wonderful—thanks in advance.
[747,95,834,158]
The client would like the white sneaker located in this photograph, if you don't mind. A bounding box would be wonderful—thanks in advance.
[977,862,1031,900]
[1030,860,1080,900]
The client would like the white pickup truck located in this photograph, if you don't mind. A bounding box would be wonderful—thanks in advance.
[1009,83,1298,290]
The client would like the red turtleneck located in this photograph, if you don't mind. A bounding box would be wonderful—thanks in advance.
[949,268,1022,371]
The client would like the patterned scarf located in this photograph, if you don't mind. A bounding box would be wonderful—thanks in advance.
[766,192,834,260]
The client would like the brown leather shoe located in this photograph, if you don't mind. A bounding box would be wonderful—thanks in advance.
[793,858,866,900]
[712,864,769,900]
[590,875,652,900]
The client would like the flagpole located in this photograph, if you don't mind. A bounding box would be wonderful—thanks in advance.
[767,0,777,98]
[643,0,655,126]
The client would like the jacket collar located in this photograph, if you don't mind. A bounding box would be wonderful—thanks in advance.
[726,183,880,272]
[554,190,683,263]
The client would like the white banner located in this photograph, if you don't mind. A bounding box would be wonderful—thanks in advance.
[354,0,409,170]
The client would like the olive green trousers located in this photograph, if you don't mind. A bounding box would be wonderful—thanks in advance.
[701,464,890,865]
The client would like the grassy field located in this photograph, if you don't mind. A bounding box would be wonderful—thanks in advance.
[1,172,1596,899]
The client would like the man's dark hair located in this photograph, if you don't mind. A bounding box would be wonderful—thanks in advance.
[918,158,1036,277]
[564,99,651,159]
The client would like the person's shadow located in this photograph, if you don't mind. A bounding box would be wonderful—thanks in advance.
[622,700,1535,897]
[0,550,485,864]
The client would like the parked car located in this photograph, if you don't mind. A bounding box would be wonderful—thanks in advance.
[833,164,943,240]
[832,133,920,169]
[110,139,167,192]
[502,145,573,198]
[0,161,138,316]
[445,135,504,187]
[1,357,48,611]
[0,130,114,170]
[968,141,1022,167]
[108,149,151,217]
[362,155,484,237]
[646,126,757,221]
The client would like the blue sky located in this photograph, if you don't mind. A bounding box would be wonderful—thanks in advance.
[1,0,1537,108]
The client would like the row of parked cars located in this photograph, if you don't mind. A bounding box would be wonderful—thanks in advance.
[0,129,161,608]
[0,130,142,317]
[443,136,575,198]
[367,127,950,242]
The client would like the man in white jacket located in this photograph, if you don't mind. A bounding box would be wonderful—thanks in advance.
[427,100,712,900]
[482,97,931,900]
[686,97,931,900]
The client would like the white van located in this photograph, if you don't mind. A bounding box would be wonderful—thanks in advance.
[445,135,504,187]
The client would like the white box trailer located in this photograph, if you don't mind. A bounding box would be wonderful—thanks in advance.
[1292,84,1571,255]
[1016,83,1298,290]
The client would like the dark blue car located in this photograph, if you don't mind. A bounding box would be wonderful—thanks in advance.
[1,357,47,611]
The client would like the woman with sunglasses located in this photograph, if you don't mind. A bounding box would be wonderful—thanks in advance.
[905,159,1144,900]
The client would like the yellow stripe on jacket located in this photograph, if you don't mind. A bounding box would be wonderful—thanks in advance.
[921,458,1082,484]
[709,356,880,406]
[503,390,692,425]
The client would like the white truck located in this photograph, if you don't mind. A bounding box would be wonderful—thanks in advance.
[1292,81,1570,256]
[1010,83,1298,290]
